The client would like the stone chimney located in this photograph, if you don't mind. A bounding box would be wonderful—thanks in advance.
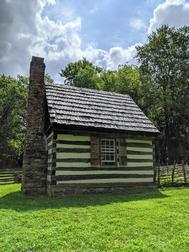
[22,56,47,195]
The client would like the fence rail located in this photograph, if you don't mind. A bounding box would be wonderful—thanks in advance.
[0,169,22,185]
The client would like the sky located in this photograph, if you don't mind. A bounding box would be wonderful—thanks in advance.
[1,0,189,82]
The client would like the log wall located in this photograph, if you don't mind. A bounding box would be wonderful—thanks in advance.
[47,133,155,196]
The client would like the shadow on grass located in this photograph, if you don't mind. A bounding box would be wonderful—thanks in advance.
[0,186,168,212]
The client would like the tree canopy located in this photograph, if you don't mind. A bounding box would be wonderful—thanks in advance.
[137,25,189,162]
[59,58,103,90]
[59,58,141,101]
[0,75,28,166]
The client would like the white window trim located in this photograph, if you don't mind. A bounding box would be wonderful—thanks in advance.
[101,138,116,164]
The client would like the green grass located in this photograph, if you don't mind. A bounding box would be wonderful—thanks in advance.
[0,185,189,252]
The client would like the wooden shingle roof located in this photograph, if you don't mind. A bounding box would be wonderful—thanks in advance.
[45,84,159,134]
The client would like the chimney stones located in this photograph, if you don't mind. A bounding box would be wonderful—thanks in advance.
[22,56,48,195]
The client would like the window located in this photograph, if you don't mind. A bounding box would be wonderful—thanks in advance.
[101,139,116,165]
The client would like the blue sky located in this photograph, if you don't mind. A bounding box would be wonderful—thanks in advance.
[0,0,189,81]
[43,0,163,49]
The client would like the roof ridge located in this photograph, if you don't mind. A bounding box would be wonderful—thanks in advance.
[45,83,130,98]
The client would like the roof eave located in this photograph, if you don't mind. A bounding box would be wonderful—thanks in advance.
[51,122,159,137]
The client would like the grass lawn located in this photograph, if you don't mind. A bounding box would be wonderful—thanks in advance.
[0,185,189,252]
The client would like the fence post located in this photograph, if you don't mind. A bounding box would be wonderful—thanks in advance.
[182,160,187,184]
[171,160,176,184]
[166,159,169,174]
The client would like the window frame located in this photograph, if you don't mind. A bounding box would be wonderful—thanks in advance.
[100,138,116,166]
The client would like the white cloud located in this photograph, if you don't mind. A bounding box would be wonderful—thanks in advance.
[0,0,138,81]
[0,0,40,76]
[0,0,82,79]
[106,44,141,69]
[129,18,145,30]
[148,0,189,33]
[166,0,185,3]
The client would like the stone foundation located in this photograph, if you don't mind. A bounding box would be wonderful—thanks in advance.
[47,183,157,196]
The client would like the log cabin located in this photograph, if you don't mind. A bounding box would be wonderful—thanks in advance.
[22,56,159,196]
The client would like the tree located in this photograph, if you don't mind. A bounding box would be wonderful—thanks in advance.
[59,58,104,90]
[0,75,28,167]
[100,70,118,92]
[45,74,54,84]
[137,25,189,162]
[102,65,141,102]
[116,65,141,102]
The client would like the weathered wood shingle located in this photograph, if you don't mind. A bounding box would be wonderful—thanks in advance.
[45,84,159,134]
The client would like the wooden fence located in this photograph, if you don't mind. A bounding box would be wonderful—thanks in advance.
[0,169,22,185]
[154,162,189,186]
